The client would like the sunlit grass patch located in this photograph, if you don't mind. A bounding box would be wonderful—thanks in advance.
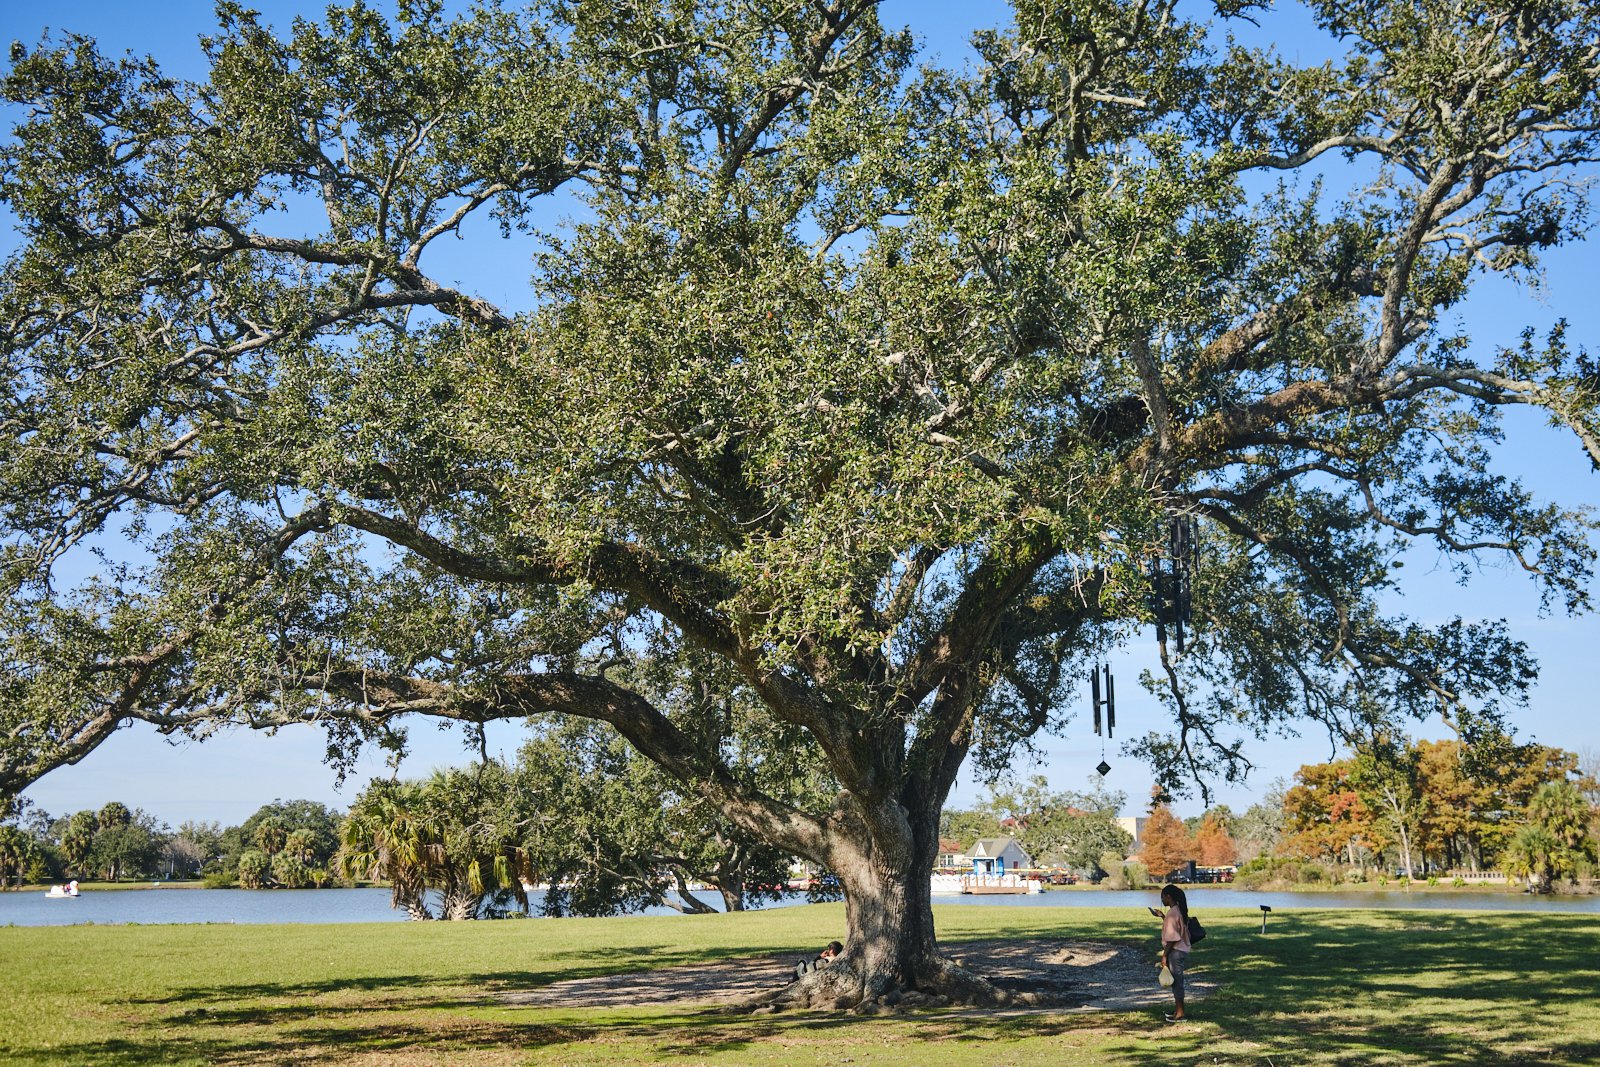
[2,903,1598,1064]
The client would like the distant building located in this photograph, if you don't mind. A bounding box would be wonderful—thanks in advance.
[1116,816,1148,855]
[968,836,1033,874]
[936,838,967,868]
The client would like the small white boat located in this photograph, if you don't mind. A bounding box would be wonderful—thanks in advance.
[45,880,80,898]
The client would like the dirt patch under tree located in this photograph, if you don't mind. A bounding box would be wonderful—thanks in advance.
[497,938,1216,1013]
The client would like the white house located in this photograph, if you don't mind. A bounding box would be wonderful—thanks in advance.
[936,838,968,869]
[968,836,1033,874]
[1116,816,1148,854]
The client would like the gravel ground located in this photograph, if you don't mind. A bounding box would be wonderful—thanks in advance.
[497,938,1215,1012]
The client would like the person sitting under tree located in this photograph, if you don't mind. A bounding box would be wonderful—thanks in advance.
[794,940,843,980]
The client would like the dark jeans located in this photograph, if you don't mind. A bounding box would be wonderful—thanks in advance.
[1168,949,1187,1004]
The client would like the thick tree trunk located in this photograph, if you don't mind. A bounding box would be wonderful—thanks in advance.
[714,845,746,912]
[755,795,1014,1011]
[837,850,931,999]
[717,879,745,912]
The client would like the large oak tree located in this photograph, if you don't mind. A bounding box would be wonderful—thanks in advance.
[3,0,1599,1005]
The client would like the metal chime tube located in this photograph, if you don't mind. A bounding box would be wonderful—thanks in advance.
[1105,664,1115,737]
[1090,667,1102,735]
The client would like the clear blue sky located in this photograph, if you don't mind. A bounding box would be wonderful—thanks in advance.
[4,1,1597,828]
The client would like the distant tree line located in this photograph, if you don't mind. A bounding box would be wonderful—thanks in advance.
[1272,738,1598,892]
[940,776,1280,884]
[940,741,1597,895]
[0,719,811,918]
[334,720,811,921]
[8,736,1591,905]
[0,795,345,889]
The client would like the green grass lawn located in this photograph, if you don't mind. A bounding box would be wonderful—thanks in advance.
[2,904,1596,1065]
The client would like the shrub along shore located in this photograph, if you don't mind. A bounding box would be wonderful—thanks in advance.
[1,903,1597,1065]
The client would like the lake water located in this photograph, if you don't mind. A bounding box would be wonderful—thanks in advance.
[3,885,1597,927]
[0,886,793,927]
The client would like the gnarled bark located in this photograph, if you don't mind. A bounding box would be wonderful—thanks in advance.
[750,789,1021,1010]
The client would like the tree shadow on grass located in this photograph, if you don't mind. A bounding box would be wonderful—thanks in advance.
[1164,909,1600,1065]
[38,1020,590,1067]
[47,910,1600,1065]
[493,1003,1186,1063]
[126,939,794,1011]
[70,939,846,1063]
[48,1009,873,1066]
[53,978,1158,1065]
[480,911,1600,1067]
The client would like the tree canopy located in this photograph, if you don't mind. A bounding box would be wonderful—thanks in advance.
[3,0,1599,1004]
[516,716,807,915]
[1193,809,1237,866]
[40,804,169,881]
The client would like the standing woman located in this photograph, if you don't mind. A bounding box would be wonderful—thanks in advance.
[1157,883,1191,1022]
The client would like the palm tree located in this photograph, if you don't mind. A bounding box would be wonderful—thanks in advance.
[0,826,31,888]
[96,802,131,831]
[253,817,288,856]
[1503,781,1596,892]
[421,768,532,921]
[237,849,271,889]
[338,782,441,920]
[338,769,533,920]
[283,828,317,864]
[61,811,96,878]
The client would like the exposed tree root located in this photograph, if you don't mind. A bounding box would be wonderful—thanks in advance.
[734,951,1072,1014]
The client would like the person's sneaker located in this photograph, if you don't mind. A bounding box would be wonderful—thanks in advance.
[1163,1012,1185,1023]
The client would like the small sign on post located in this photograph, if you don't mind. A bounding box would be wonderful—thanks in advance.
[1259,904,1272,934]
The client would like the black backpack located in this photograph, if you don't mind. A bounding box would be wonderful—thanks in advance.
[1187,913,1206,944]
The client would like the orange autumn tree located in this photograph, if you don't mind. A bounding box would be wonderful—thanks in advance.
[1414,740,1484,870]
[1281,760,1377,867]
[1415,738,1581,871]
[1195,811,1239,867]
[1139,802,1196,880]
[1284,740,1584,873]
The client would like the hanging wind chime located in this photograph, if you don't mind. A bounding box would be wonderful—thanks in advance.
[1146,514,1198,652]
[1089,661,1114,777]
[1090,514,1200,779]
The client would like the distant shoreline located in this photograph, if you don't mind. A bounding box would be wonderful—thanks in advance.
[10,881,209,893]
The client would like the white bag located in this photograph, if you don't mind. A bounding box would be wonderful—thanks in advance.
[1158,964,1175,988]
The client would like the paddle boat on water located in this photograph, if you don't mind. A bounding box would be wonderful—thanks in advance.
[44,880,80,898]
